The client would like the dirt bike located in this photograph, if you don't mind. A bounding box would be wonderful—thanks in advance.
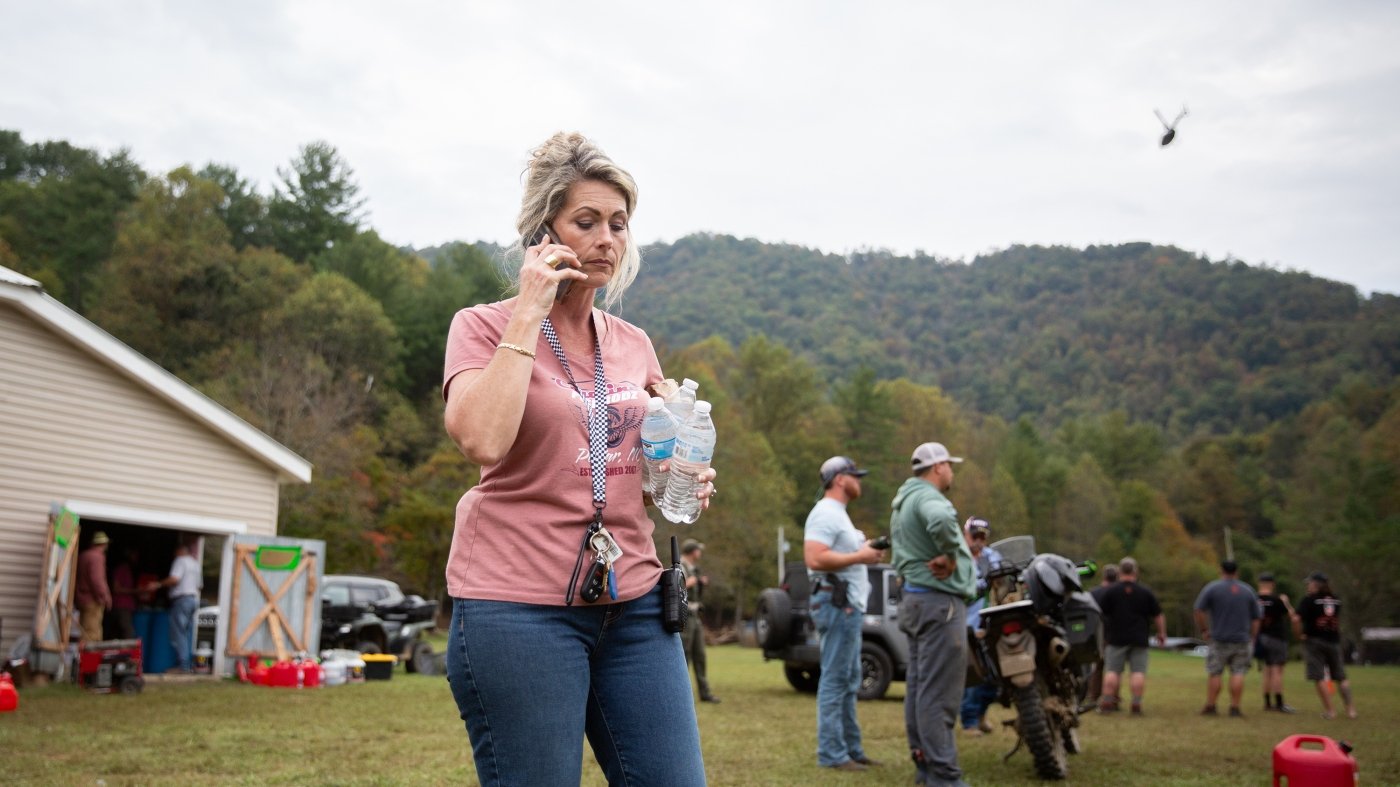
[972,536,1102,780]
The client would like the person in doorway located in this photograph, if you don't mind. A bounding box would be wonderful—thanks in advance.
[440,132,711,786]
[1086,563,1119,704]
[1193,559,1260,717]
[151,542,201,673]
[805,455,885,772]
[1255,572,1296,713]
[891,442,975,787]
[110,545,141,640]
[74,531,112,643]
[959,516,1002,736]
[1096,557,1166,715]
[680,538,719,703]
[1293,572,1357,720]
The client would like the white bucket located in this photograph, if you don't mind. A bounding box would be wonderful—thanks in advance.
[321,658,349,686]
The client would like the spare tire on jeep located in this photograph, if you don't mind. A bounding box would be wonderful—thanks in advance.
[755,588,792,650]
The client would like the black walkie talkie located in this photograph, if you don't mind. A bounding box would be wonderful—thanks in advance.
[661,536,688,634]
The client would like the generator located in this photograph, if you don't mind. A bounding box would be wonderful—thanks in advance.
[78,639,144,694]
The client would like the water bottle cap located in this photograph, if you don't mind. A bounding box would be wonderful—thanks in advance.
[682,378,699,390]
[694,400,712,413]
[647,396,665,411]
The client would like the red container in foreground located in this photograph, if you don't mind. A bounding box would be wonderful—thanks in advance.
[1273,734,1357,787]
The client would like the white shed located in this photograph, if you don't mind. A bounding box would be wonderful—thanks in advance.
[0,264,312,662]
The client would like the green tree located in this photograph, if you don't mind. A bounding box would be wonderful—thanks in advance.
[268,141,365,263]
[0,131,144,309]
[197,162,272,251]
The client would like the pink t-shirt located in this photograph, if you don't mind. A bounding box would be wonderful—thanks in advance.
[442,301,665,605]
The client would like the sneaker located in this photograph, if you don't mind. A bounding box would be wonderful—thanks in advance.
[1130,703,1143,715]
[1277,704,1297,714]
[1200,705,1218,716]
[1228,707,1244,718]
[1098,697,1120,713]
[826,760,867,772]
[700,695,721,704]
[961,727,985,737]
[852,756,881,766]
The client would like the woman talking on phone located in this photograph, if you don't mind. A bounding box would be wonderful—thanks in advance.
[442,132,713,786]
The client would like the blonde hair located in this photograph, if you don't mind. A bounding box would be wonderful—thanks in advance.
[511,132,640,310]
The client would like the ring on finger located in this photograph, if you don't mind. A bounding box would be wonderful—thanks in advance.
[543,253,560,268]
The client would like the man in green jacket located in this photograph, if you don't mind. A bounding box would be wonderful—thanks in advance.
[892,442,976,787]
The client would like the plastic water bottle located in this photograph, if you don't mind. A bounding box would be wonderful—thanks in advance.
[666,378,699,423]
[661,400,715,524]
[640,396,677,495]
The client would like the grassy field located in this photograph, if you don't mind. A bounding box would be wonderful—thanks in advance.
[2,644,1396,786]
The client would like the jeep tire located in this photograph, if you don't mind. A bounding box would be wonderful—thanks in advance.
[755,588,792,650]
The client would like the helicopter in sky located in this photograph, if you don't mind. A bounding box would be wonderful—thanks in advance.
[1155,106,1188,146]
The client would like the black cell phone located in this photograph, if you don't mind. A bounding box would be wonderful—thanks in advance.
[870,535,891,550]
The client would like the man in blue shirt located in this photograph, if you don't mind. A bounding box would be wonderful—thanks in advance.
[805,456,886,772]
[1193,560,1260,717]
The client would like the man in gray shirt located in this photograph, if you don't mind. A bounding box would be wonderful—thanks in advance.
[1192,560,1260,717]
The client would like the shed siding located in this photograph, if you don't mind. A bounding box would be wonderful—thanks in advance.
[0,303,282,651]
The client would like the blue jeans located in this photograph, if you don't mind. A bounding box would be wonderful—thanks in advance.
[960,681,997,729]
[169,594,198,671]
[445,584,706,787]
[811,591,866,767]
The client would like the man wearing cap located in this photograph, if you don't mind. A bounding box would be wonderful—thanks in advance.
[1192,560,1260,717]
[891,442,975,787]
[1293,572,1357,719]
[75,531,113,643]
[959,517,1002,736]
[1254,572,1296,713]
[680,539,719,703]
[1096,557,1166,715]
[804,456,886,772]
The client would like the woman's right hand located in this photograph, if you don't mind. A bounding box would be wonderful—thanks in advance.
[521,233,585,313]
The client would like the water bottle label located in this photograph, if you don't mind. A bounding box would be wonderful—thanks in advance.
[672,441,713,463]
[642,436,676,460]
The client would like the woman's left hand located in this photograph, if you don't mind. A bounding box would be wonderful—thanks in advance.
[695,467,718,512]
[658,462,718,511]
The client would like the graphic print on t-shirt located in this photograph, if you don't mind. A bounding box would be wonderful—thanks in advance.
[555,377,649,476]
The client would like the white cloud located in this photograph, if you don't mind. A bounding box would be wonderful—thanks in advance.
[2,0,1397,293]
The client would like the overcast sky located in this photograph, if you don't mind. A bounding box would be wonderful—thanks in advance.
[4,1,1398,294]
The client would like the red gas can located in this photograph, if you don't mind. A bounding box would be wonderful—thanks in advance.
[0,672,18,712]
[1273,735,1357,787]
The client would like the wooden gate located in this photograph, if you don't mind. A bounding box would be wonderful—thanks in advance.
[32,506,80,663]
[215,534,324,673]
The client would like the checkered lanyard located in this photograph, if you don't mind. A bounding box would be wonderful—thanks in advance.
[541,317,621,605]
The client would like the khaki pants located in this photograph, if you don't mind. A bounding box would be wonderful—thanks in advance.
[79,601,104,642]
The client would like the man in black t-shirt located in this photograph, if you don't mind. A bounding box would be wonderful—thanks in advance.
[1086,564,1119,704]
[1293,572,1357,720]
[1254,573,1295,713]
[1097,558,1166,715]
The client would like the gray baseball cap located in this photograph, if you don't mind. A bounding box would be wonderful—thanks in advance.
[911,442,962,473]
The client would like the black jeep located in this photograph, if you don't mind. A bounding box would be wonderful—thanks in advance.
[320,575,439,672]
[754,561,908,700]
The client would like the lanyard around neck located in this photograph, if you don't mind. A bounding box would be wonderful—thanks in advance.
[541,316,610,606]
[540,316,608,509]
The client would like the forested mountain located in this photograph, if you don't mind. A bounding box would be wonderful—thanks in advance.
[624,235,1400,439]
[4,130,1397,646]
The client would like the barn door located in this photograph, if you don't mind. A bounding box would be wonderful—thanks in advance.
[214,534,324,675]
[32,506,80,661]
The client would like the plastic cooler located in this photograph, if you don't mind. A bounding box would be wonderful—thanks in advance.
[1272,735,1357,787]
[361,654,397,680]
